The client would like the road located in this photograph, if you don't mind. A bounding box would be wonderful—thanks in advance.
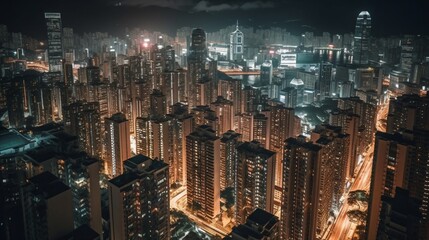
[327,100,388,240]
[170,189,229,237]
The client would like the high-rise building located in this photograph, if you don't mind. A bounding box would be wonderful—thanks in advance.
[220,130,241,191]
[260,60,273,85]
[235,141,276,224]
[241,86,260,113]
[105,113,131,177]
[366,131,416,240]
[45,13,63,73]
[377,188,422,239]
[353,11,371,65]
[108,155,170,240]
[135,116,174,185]
[63,101,101,158]
[281,137,337,240]
[269,105,294,187]
[187,28,207,109]
[57,154,102,235]
[329,110,360,179]
[210,96,234,136]
[186,125,220,219]
[311,124,350,211]
[318,62,333,100]
[6,77,25,128]
[21,171,74,240]
[150,89,167,117]
[387,94,429,133]
[169,104,195,186]
[229,21,244,61]
[224,208,280,240]
[218,78,242,115]
[253,113,269,148]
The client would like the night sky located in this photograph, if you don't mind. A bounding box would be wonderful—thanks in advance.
[1,0,427,39]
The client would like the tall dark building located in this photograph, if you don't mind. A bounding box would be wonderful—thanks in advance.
[187,28,207,109]
[108,155,170,240]
[45,13,63,73]
[318,62,333,101]
[353,11,371,65]
[224,208,280,240]
[21,172,74,240]
[220,130,241,191]
[281,137,339,240]
[377,188,421,239]
[6,77,25,128]
[186,125,220,220]
[235,141,276,224]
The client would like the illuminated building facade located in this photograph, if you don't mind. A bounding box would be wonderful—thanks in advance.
[353,11,371,65]
[281,137,338,240]
[57,155,102,235]
[63,101,101,158]
[105,113,130,177]
[235,141,276,224]
[269,105,294,187]
[366,131,414,240]
[45,12,63,73]
[108,155,170,240]
[220,130,241,191]
[186,125,220,219]
[210,96,234,136]
[229,21,244,61]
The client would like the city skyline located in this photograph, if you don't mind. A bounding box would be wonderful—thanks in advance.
[1,2,429,240]
[1,0,428,39]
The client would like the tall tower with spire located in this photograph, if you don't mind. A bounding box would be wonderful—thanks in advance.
[229,21,244,61]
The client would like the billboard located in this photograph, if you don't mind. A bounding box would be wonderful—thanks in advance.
[280,53,296,67]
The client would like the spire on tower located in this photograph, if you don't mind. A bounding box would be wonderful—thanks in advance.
[236,20,239,30]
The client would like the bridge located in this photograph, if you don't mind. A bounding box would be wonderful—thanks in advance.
[219,70,260,75]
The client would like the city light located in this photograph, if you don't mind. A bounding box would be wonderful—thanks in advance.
[0,2,427,240]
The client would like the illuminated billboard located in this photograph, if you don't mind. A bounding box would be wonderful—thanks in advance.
[280,53,296,67]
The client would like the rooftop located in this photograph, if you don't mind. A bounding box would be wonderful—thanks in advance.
[247,208,278,229]
[25,147,57,164]
[0,129,32,152]
[109,171,138,189]
[29,171,70,199]
[236,141,276,159]
[123,154,168,173]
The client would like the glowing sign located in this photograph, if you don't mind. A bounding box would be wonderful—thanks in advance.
[280,53,296,67]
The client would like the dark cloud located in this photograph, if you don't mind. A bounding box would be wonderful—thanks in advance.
[121,0,193,9]
[193,0,274,12]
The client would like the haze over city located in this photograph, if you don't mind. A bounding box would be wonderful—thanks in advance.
[0,0,428,240]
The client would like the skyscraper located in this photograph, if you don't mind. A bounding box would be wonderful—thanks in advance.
[45,13,63,73]
[187,28,207,109]
[269,105,294,187]
[210,96,234,136]
[63,101,101,158]
[281,137,338,240]
[318,62,333,100]
[229,21,244,61]
[21,171,74,240]
[353,11,371,65]
[220,130,241,191]
[366,131,416,240]
[105,113,131,177]
[108,155,170,240]
[57,155,102,235]
[235,141,276,224]
[186,125,220,219]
